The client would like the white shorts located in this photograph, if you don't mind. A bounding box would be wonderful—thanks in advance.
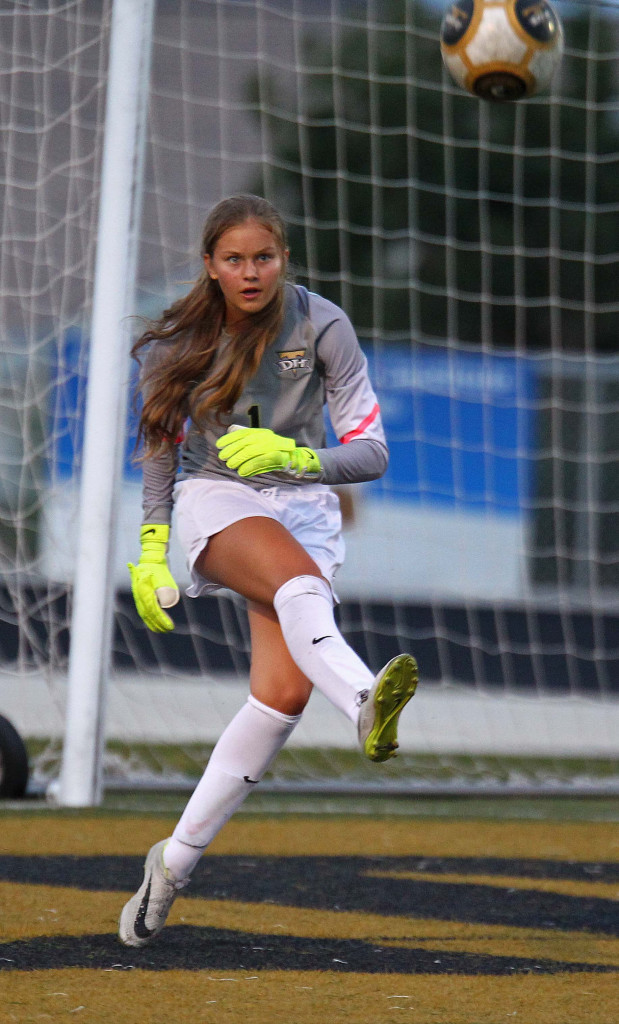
[173,477,345,597]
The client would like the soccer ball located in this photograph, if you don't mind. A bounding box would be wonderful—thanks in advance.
[440,0,564,102]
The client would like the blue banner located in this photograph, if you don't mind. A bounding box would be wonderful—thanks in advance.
[347,346,534,514]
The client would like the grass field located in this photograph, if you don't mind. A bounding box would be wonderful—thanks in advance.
[0,799,618,1024]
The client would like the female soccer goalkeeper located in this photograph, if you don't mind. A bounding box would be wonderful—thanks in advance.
[119,193,418,948]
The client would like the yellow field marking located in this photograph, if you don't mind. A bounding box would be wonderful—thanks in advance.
[1,814,618,859]
[364,868,619,901]
[2,815,618,1023]
[172,896,619,969]
[1,970,618,1024]
[0,883,124,942]
[376,932,619,969]
[3,883,617,969]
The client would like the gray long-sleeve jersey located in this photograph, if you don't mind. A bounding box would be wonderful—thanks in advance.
[141,283,388,525]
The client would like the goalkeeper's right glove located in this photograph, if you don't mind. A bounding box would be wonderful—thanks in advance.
[216,427,321,478]
[127,524,179,633]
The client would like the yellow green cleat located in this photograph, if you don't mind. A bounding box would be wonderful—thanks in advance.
[358,654,418,762]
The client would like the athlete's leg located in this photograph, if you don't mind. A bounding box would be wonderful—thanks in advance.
[195,516,375,721]
[246,600,313,715]
[120,519,417,945]
[161,521,325,891]
[193,515,320,604]
[163,601,308,880]
[202,518,418,762]
[119,673,302,947]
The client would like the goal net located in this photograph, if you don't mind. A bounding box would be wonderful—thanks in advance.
[1,0,617,800]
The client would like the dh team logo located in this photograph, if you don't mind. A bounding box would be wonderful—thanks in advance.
[277,349,311,376]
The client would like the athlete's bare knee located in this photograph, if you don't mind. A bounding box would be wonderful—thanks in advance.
[251,679,312,717]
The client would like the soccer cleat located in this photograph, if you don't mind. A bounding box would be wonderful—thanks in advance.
[118,839,190,948]
[358,654,418,762]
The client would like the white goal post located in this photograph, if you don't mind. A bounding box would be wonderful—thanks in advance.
[0,0,617,806]
[56,0,156,807]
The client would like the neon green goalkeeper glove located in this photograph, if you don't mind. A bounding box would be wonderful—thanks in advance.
[127,524,179,633]
[216,427,322,479]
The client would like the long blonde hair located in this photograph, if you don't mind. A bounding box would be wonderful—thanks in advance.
[133,194,288,455]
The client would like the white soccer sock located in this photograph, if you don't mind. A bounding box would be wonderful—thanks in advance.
[163,695,300,879]
[273,574,374,724]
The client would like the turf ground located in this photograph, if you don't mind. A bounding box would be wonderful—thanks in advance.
[0,804,618,1024]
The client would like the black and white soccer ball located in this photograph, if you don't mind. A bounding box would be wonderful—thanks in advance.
[440,0,564,102]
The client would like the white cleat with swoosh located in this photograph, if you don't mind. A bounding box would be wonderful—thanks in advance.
[118,839,189,947]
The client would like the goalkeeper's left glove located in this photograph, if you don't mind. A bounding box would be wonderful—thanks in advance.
[216,427,322,479]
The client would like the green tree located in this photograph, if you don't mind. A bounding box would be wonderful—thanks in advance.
[249,1,618,351]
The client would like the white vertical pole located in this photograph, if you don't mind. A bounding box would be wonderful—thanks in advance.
[55,0,155,806]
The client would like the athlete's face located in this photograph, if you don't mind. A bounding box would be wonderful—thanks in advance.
[204,219,288,325]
